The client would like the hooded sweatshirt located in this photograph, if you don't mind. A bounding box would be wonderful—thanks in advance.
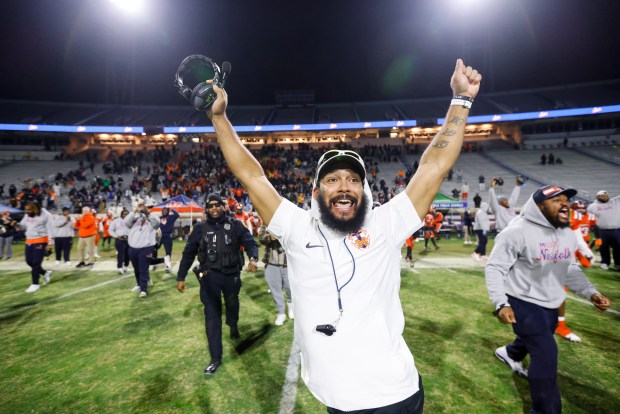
[587,195,620,229]
[485,196,599,309]
[473,202,490,232]
[124,212,160,248]
[20,209,54,244]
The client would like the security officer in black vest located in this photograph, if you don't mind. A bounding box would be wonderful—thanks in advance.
[176,193,259,375]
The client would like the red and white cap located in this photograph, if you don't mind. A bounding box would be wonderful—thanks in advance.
[533,185,577,204]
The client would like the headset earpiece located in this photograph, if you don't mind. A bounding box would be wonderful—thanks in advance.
[174,55,222,111]
[191,82,216,111]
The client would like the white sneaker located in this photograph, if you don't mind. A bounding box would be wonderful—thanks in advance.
[495,346,528,377]
[471,252,480,261]
[118,268,124,275]
[139,291,148,298]
[147,280,154,287]
[43,271,52,286]
[123,266,129,272]
[600,263,609,270]
[564,333,582,343]
[131,285,140,292]
[94,254,101,259]
[287,302,294,320]
[55,260,61,265]
[25,284,40,293]
[274,314,286,326]
[64,261,72,266]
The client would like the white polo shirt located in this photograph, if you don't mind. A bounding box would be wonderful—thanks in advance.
[268,191,422,411]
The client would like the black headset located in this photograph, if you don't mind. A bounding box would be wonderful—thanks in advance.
[174,55,230,111]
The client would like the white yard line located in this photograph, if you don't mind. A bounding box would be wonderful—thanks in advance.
[0,275,132,319]
[279,337,301,414]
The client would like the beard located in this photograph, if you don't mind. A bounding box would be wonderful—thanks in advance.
[541,210,570,229]
[317,190,369,234]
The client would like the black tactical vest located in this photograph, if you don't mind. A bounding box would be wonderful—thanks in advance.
[198,218,241,275]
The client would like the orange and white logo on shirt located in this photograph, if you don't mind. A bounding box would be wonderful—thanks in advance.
[348,229,371,251]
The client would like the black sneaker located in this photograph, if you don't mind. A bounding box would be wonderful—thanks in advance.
[84,263,94,267]
[230,325,240,340]
[204,360,221,375]
[76,262,86,268]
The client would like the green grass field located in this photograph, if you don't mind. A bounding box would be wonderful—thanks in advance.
[1,238,618,413]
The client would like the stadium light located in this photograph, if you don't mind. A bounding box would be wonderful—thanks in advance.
[108,0,144,15]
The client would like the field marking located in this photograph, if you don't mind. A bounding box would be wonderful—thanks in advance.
[0,274,132,320]
[566,295,620,315]
[279,337,301,414]
[410,258,460,273]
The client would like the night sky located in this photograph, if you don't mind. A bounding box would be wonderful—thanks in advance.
[1,0,619,107]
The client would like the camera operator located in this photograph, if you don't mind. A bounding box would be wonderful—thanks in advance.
[124,203,160,297]
[176,193,259,376]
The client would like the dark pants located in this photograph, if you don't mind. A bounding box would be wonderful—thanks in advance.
[327,376,424,414]
[507,296,561,414]
[54,237,73,262]
[474,230,488,256]
[599,228,620,266]
[161,233,173,256]
[151,244,165,265]
[25,243,47,284]
[423,227,437,248]
[199,270,242,361]
[115,238,130,269]
[128,246,153,293]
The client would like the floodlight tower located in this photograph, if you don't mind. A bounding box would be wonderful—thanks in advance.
[104,0,144,104]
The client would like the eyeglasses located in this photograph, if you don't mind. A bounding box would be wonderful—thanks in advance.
[206,203,223,209]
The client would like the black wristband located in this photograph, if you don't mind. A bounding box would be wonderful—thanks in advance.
[492,303,510,317]
[453,95,474,103]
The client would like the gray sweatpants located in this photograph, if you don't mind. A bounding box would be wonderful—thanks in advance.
[264,264,291,314]
[0,236,13,258]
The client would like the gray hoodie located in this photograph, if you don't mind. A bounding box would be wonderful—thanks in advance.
[473,202,490,232]
[485,196,599,309]
[124,212,160,248]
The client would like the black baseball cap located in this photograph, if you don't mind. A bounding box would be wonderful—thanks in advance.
[314,150,366,185]
[533,185,577,204]
[206,193,224,204]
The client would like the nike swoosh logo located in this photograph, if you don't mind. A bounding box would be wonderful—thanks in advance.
[305,242,324,248]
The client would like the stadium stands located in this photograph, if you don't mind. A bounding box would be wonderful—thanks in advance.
[2,79,617,128]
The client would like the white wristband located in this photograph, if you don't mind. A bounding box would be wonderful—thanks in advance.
[450,98,472,109]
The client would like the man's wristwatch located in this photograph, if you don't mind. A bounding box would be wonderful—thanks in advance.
[493,303,510,316]
[249,257,258,262]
